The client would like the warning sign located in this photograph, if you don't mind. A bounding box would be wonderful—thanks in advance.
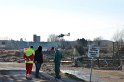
[88,45,100,58]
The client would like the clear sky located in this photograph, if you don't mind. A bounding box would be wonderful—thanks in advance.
[0,0,124,41]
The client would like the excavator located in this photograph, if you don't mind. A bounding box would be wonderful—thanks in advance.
[57,33,70,37]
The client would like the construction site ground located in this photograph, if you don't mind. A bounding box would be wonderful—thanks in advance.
[0,62,124,82]
[0,62,84,82]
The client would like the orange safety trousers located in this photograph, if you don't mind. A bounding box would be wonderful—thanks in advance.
[26,63,33,75]
[23,54,34,76]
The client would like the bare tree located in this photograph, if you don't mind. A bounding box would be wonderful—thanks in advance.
[93,36,103,46]
[47,34,65,42]
[113,29,124,43]
[47,34,58,42]
[112,29,124,67]
[94,36,103,41]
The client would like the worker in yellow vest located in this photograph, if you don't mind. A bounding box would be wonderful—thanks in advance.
[23,46,35,80]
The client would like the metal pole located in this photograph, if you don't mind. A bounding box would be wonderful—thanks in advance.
[90,57,93,82]
[113,42,115,66]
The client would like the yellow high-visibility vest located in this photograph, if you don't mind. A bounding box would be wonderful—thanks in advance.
[24,48,35,63]
[24,48,34,56]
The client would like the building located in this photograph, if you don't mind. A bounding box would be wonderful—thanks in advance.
[33,34,40,42]
[0,40,61,50]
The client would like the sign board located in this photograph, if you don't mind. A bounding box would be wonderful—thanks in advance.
[88,45,100,58]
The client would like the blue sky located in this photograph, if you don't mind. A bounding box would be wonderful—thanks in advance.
[0,0,124,41]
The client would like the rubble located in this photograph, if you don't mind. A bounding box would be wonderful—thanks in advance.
[0,51,24,62]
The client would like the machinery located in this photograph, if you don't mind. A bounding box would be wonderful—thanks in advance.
[57,33,70,38]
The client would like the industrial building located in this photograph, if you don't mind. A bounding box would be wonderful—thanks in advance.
[33,34,41,42]
[0,40,61,50]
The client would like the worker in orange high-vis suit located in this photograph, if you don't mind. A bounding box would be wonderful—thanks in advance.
[23,46,35,80]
